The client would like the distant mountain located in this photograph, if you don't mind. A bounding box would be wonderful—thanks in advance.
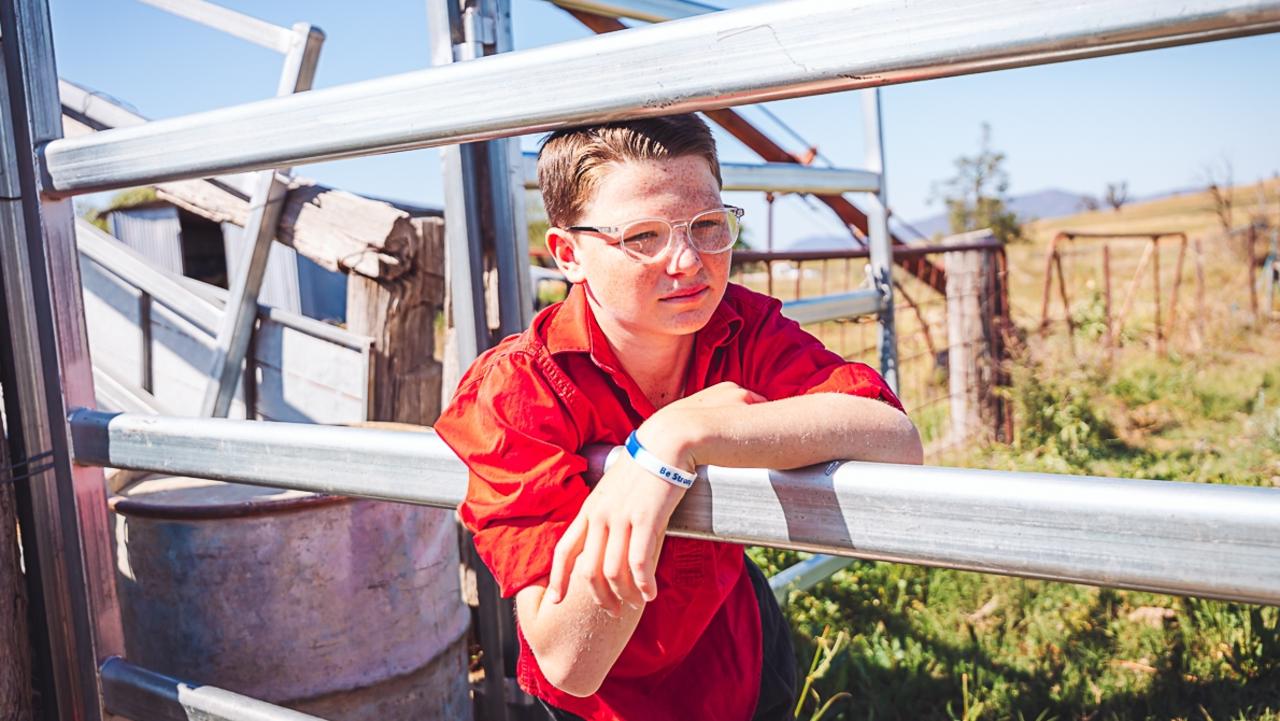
[774,186,1202,252]
[907,189,1091,240]
[784,233,863,253]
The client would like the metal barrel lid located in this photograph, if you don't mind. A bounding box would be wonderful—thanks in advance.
[109,474,349,520]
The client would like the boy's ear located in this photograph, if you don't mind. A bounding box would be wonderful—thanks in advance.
[546,227,588,285]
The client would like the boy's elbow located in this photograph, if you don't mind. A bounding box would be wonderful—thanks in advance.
[540,654,605,698]
[902,427,924,465]
[892,412,924,465]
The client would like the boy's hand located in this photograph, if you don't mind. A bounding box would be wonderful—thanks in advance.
[546,383,766,614]
[662,381,767,415]
[545,439,687,614]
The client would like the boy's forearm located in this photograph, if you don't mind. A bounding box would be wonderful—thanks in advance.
[653,393,923,470]
[514,392,920,698]
[515,579,644,697]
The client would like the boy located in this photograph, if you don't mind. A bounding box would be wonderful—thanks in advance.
[434,114,923,721]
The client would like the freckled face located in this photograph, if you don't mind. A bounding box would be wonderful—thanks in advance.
[555,156,731,345]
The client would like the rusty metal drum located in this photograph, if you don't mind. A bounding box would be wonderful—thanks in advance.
[110,472,471,721]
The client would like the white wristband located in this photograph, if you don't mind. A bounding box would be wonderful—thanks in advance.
[624,431,696,489]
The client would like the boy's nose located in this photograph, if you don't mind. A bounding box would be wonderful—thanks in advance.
[665,227,703,275]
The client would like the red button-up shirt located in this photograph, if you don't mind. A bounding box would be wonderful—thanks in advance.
[434,282,903,721]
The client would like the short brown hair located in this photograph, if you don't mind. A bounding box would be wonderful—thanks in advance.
[537,114,722,228]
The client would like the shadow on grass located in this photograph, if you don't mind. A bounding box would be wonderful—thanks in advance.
[790,577,1280,721]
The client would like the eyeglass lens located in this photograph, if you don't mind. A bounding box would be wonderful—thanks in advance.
[621,208,740,259]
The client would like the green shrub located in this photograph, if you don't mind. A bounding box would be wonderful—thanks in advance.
[1009,360,1121,468]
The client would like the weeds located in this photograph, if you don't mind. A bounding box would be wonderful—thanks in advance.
[1007,354,1124,468]
[768,318,1280,720]
[795,627,854,721]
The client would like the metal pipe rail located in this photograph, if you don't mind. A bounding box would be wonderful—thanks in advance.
[768,554,857,603]
[779,288,882,325]
[715,161,879,195]
[70,409,1280,606]
[40,0,1280,195]
[548,0,717,23]
[715,162,880,195]
[527,266,883,325]
[100,657,325,721]
[734,236,1002,263]
[136,0,301,54]
[522,151,882,194]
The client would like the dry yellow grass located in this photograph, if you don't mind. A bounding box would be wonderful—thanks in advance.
[731,178,1280,449]
[1023,177,1280,242]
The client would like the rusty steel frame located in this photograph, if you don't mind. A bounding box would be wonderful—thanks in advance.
[1039,231,1203,353]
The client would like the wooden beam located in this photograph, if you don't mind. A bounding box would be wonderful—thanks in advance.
[345,217,447,425]
[945,237,999,442]
[63,112,423,282]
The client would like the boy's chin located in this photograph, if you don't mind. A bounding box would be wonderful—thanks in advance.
[659,306,717,334]
[613,308,710,338]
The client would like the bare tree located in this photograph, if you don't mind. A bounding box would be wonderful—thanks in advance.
[1203,156,1235,233]
[1079,195,1101,212]
[1104,181,1129,211]
[930,123,1023,244]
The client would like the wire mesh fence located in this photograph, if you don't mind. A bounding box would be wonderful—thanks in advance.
[732,237,1013,454]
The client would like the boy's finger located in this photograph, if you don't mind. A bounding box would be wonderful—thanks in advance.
[548,514,587,604]
[579,521,618,614]
[628,519,661,603]
[602,521,639,607]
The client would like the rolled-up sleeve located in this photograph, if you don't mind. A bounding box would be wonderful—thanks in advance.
[434,350,590,597]
[741,295,904,412]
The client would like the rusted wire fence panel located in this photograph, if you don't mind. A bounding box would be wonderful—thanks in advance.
[1029,228,1279,355]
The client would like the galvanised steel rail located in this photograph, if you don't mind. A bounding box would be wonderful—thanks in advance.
[70,409,1280,606]
[100,657,326,721]
[136,0,301,53]
[548,0,717,23]
[768,554,861,603]
[715,162,880,195]
[40,0,1280,196]
[521,151,883,194]
[779,289,883,326]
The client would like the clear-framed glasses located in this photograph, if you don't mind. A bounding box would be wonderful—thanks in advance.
[568,205,744,263]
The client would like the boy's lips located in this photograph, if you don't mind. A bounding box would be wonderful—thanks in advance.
[660,285,709,301]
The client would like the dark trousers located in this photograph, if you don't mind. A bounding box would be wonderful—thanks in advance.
[539,555,798,720]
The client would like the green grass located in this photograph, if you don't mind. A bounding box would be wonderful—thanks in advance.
[752,231,1280,719]
[755,544,1280,721]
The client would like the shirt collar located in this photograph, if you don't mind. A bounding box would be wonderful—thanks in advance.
[542,282,744,366]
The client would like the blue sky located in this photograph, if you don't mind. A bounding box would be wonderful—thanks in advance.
[51,0,1280,248]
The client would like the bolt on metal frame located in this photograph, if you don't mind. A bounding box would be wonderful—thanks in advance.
[4,1,1280,720]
